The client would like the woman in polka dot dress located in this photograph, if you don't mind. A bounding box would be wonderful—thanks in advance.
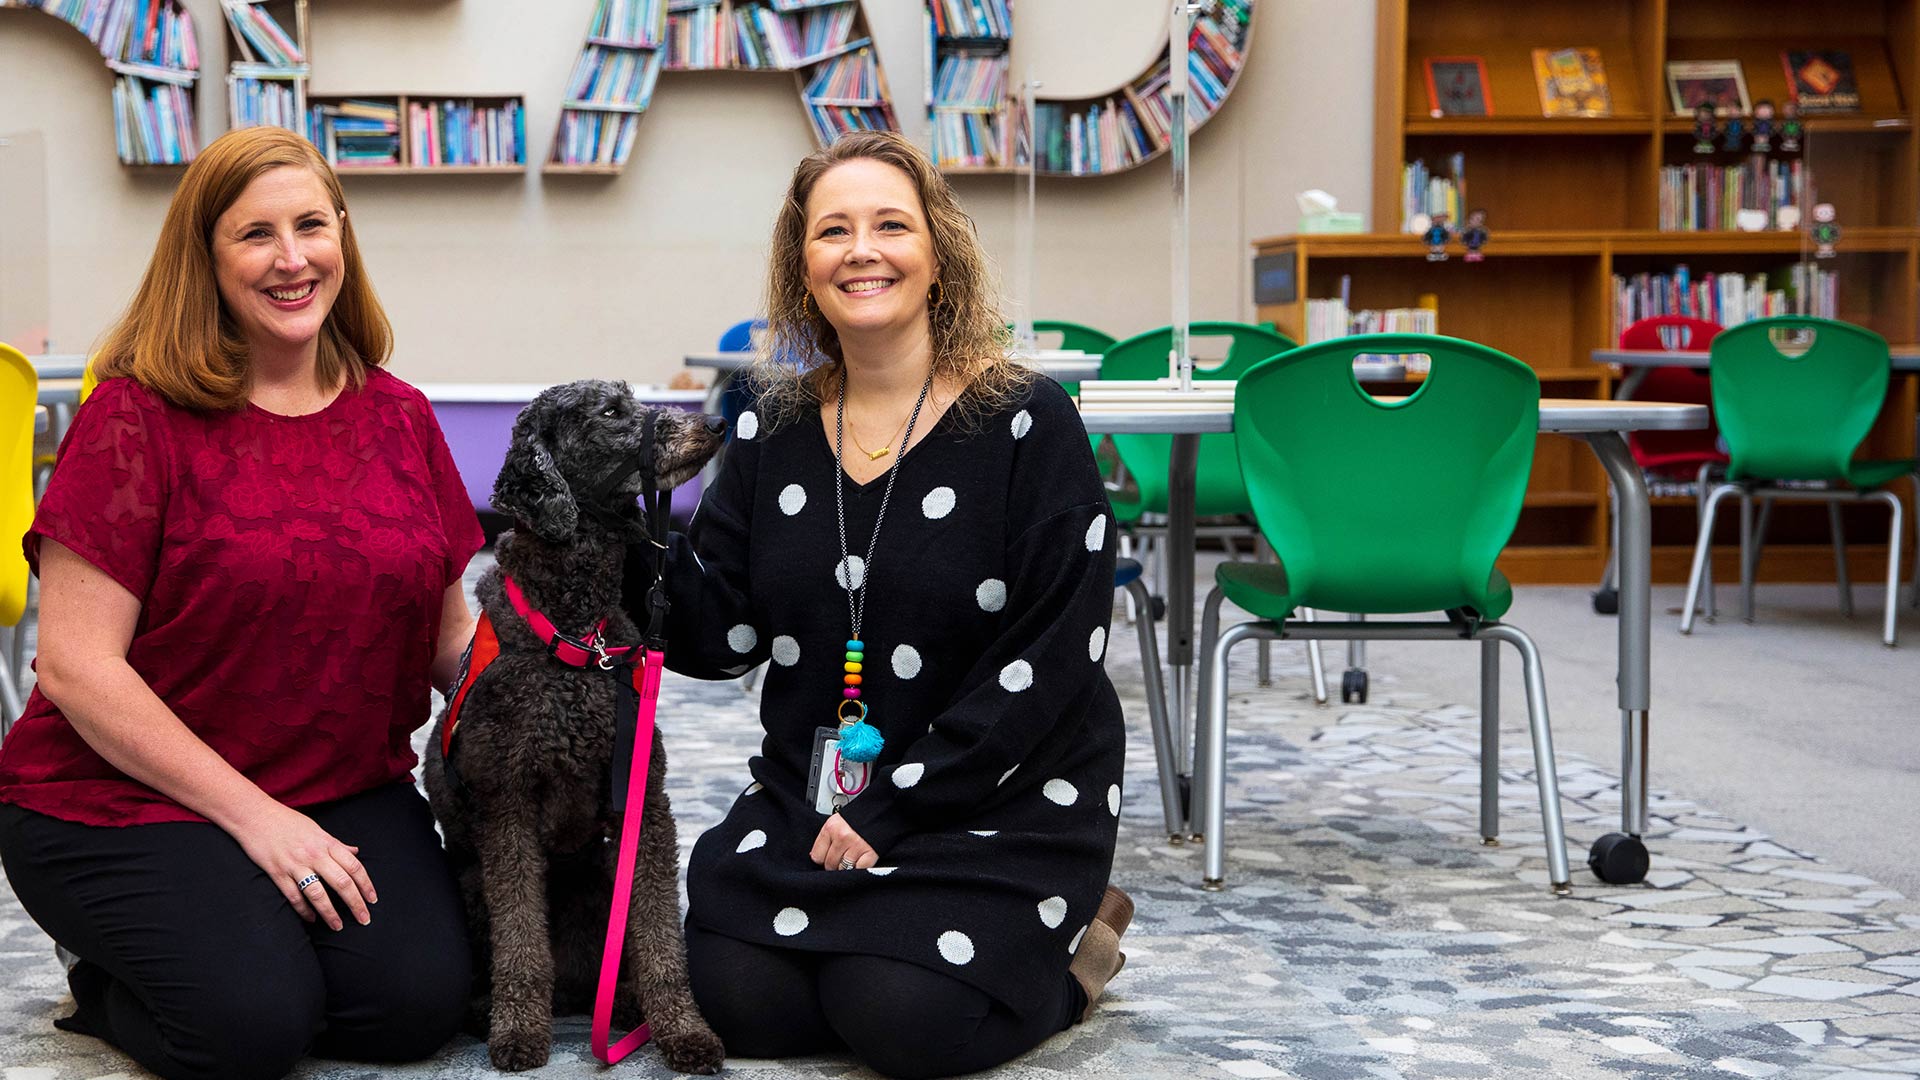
[623,132,1131,1078]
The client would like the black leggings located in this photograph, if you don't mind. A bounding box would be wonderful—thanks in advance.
[0,781,471,1080]
[685,922,1084,1080]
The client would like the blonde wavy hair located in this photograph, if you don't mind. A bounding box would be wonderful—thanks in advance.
[94,126,390,411]
[750,131,1023,430]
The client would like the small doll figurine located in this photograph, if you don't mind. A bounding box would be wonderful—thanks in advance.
[1459,208,1489,263]
[1693,104,1717,154]
[1811,202,1840,259]
[1780,101,1803,154]
[1423,211,1451,261]
[1751,100,1775,154]
[1721,113,1746,152]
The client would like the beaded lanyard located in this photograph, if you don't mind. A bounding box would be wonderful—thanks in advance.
[832,364,935,764]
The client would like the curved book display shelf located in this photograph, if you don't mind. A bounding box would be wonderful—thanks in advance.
[1,0,201,166]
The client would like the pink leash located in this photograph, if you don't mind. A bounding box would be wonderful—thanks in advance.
[591,645,664,1064]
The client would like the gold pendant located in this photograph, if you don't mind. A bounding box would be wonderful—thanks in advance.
[865,446,891,461]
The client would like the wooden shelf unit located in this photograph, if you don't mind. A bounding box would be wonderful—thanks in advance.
[2,0,203,165]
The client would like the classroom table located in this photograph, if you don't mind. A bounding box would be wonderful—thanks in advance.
[1077,394,1709,888]
[1594,346,1920,399]
[685,351,1106,416]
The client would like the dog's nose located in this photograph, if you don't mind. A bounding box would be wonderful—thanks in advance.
[703,415,728,436]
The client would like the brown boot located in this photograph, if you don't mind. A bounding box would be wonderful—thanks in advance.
[1068,885,1133,1022]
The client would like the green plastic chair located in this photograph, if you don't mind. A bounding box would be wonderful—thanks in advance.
[1681,317,1917,646]
[1028,319,1116,356]
[1193,333,1572,892]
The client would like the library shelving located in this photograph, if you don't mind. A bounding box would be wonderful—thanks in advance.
[926,0,1257,178]
[550,0,898,174]
[223,0,307,138]
[2,0,202,165]
[1253,0,1920,586]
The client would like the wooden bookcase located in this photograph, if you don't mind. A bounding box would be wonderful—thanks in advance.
[1252,0,1920,586]
[2,0,202,165]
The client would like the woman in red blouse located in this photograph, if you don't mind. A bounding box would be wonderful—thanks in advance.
[0,127,484,1080]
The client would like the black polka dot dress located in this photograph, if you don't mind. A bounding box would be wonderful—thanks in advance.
[654,375,1124,1019]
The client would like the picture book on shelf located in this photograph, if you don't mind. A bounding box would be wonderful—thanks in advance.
[1781,50,1860,112]
[1423,56,1490,117]
[1532,46,1612,117]
[1666,59,1749,116]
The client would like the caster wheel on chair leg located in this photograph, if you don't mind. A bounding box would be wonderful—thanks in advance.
[1149,595,1168,621]
[1592,588,1619,615]
[1588,833,1649,885]
[1340,669,1368,704]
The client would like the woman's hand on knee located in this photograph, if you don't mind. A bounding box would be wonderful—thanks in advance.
[237,805,379,931]
[810,815,878,871]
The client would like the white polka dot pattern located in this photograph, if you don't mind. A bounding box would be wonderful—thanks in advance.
[892,644,922,678]
[1038,896,1067,929]
[976,578,1007,612]
[1043,779,1078,806]
[999,660,1033,692]
[736,830,767,853]
[1108,784,1121,816]
[1068,925,1088,954]
[1011,410,1033,439]
[778,483,807,515]
[834,555,866,591]
[1085,514,1107,552]
[773,907,808,936]
[892,762,925,789]
[737,410,759,440]
[726,625,757,654]
[968,829,998,837]
[771,635,800,666]
[867,866,897,876]
[1089,626,1107,662]
[744,782,763,796]
[998,765,1018,786]
[938,930,975,965]
[922,486,956,519]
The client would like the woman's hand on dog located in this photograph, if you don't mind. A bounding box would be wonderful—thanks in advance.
[810,814,878,871]
[237,805,379,931]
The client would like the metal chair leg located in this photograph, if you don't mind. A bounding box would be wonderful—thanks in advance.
[1253,533,1273,686]
[1193,587,1227,779]
[1909,473,1919,610]
[1696,463,1718,620]
[1201,620,1267,889]
[1479,637,1499,845]
[1740,492,1757,623]
[1684,484,1740,634]
[1873,489,1904,647]
[1118,532,1138,624]
[0,634,22,735]
[1298,607,1328,705]
[1477,624,1571,893]
[1829,502,1854,618]
[1125,577,1185,839]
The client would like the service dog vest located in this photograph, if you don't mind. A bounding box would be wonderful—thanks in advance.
[439,612,500,760]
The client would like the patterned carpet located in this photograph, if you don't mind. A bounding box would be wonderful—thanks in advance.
[3,561,1918,1077]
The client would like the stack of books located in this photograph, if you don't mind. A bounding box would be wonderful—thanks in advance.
[1129,0,1250,141]
[408,99,525,167]
[221,0,301,66]
[930,0,1009,39]
[563,45,663,109]
[806,52,897,145]
[588,0,665,47]
[928,1,1010,169]
[665,0,727,69]
[112,76,197,164]
[1400,155,1465,232]
[307,99,401,167]
[1031,98,1152,175]
[1611,263,1837,332]
[806,49,882,104]
[1657,160,1807,232]
[6,0,203,163]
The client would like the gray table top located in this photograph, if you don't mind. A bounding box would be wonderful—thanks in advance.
[1078,397,1709,435]
[29,354,88,380]
[1593,348,1920,371]
[687,352,1104,383]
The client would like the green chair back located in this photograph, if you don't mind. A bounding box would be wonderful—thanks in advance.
[1103,322,1298,521]
[1235,334,1538,617]
[1029,319,1116,356]
[1709,316,1890,483]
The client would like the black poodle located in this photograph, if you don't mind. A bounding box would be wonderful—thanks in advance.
[424,379,727,1074]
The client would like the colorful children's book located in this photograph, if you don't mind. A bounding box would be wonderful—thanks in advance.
[1781,50,1860,112]
[1532,46,1613,117]
[1423,56,1491,117]
[1666,59,1749,116]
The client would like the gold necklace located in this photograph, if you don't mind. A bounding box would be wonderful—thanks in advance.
[846,408,913,461]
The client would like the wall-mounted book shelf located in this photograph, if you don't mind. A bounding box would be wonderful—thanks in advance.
[2,0,202,165]
[926,0,1257,178]
[551,0,899,174]
[222,0,527,174]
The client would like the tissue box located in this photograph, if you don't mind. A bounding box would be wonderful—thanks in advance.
[1300,211,1365,234]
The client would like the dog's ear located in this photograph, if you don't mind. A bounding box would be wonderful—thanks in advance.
[492,407,577,542]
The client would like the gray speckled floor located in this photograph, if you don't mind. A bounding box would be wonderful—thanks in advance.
[2,552,1917,1078]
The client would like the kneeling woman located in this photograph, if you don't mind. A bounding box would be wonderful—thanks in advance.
[628,131,1132,1080]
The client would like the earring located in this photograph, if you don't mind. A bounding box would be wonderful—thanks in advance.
[803,293,814,318]
[928,280,944,309]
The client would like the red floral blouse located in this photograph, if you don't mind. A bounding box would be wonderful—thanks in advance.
[0,368,485,826]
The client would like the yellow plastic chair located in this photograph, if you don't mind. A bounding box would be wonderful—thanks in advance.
[0,344,38,731]
[80,355,99,404]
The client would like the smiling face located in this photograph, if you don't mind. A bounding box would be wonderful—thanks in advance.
[211,165,345,364]
[803,158,940,341]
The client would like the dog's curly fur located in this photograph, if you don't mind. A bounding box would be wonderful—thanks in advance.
[424,380,727,1074]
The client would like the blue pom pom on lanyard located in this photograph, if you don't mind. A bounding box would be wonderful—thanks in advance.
[838,719,884,763]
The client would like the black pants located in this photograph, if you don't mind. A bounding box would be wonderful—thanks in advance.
[685,922,1083,1080]
[0,781,471,1080]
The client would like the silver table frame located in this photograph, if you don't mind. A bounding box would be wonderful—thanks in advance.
[1078,398,1709,878]
[1593,347,1920,401]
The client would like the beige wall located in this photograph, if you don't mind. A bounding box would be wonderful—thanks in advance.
[0,0,1374,384]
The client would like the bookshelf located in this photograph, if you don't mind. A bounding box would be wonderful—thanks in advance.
[222,0,528,173]
[924,0,1258,178]
[1251,0,1920,586]
[1,0,202,165]
[549,0,898,174]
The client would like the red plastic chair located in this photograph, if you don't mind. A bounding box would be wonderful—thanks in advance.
[1617,315,1727,474]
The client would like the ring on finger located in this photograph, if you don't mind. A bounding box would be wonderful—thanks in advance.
[838,856,856,871]
[295,873,321,892]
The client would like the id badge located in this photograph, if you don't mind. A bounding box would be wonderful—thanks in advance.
[805,726,871,815]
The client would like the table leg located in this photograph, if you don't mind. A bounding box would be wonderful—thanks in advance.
[1583,432,1652,884]
[1614,368,1650,402]
[1167,432,1199,830]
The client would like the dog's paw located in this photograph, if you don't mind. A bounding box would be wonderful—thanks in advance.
[488,1028,552,1073]
[658,1028,726,1075]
